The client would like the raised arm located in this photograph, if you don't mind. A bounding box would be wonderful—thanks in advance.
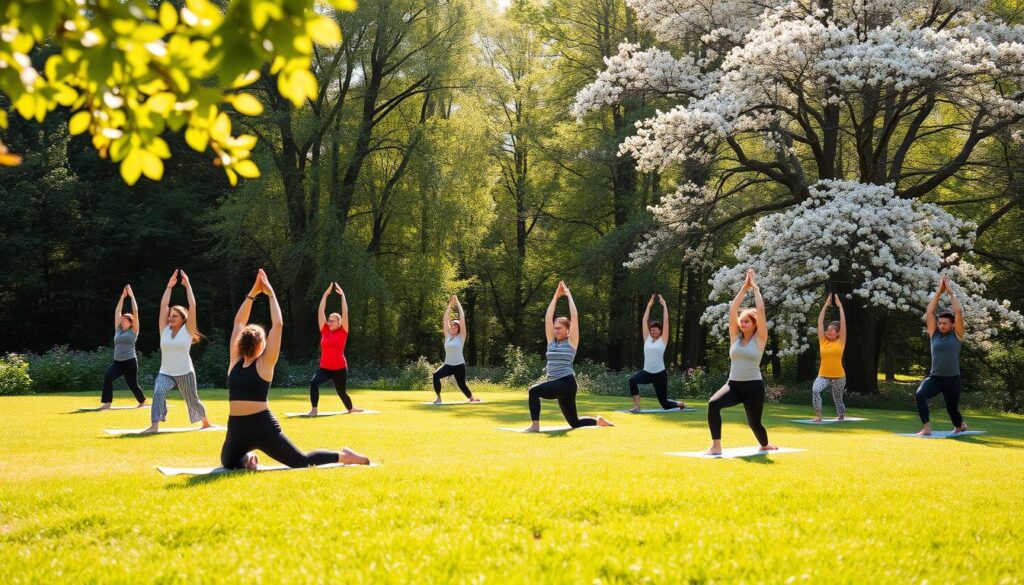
[642,295,653,340]
[816,294,830,341]
[317,284,331,330]
[565,282,580,350]
[443,297,453,337]
[544,284,560,344]
[835,295,847,345]
[729,271,752,342]
[229,273,262,372]
[335,283,349,332]
[158,270,177,330]
[660,295,669,341]
[114,287,127,329]
[945,276,965,340]
[180,270,198,337]
[455,295,467,342]
[127,285,140,334]
[750,271,768,348]
[925,278,944,336]
[261,269,284,368]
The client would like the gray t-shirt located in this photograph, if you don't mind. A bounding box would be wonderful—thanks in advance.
[113,326,137,361]
[546,340,576,380]
[728,336,763,381]
[930,332,962,377]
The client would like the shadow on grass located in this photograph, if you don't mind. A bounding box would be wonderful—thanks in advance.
[164,471,247,489]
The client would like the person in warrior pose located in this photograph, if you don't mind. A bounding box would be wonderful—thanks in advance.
[306,282,362,416]
[432,294,480,404]
[98,285,147,409]
[812,293,847,421]
[628,293,686,412]
[916,275,968,436]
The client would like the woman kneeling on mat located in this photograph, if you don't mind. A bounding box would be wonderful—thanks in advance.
[812,293,847,421]
[705,269,776,455]
[628,293,686,412]
[221,270,370,470]
[523,281,612,432]
[306,282,362,416]
[144,270,213,433]
[916,275,967,436]
[98,285,147,409]
[432,294,480,404]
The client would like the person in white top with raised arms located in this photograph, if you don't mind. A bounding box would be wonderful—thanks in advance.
[628,294,687,412]
[431,294,480,404]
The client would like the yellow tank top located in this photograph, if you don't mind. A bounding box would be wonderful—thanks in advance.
[818,339,845,378]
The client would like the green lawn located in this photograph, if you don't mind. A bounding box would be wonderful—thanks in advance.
[1,386,1022,584]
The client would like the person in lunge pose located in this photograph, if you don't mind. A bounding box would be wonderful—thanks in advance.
[98,285,147,409]
[432,294,480,404]
[812,293,847,421]
[705,269,776,455]
[523,281,613,432]
[144,270,213,433]
[306,282,362,416]
[916,275,968,436]
[628,293,686,412]
[221,270,370,470]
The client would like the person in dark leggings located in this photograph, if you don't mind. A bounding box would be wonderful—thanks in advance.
[523,281,613,432]
[220,269,370,470]
[916,275,968,436]
[628,293,686,412]
[306,282,362,416]
[432,294,480,403]
[99,285,147,408]
[706,269,776,455]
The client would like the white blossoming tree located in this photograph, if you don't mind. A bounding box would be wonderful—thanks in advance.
[574,0,1024,391]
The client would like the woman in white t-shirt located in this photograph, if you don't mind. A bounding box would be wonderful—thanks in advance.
[431,294,480,404]
[628,294,686,412]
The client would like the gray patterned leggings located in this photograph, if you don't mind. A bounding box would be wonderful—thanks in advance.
[152,372,207,424]
[812,377,847,417]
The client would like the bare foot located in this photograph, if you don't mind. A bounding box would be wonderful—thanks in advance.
[676,402,687,410]
[200,418,214,429]
[98,403,111,410]
[432,398,442,405]
[704,446,722,456]
[469,397,482,402]
[347,407,364,414]
[522,423,540,433]
[759,444,779,451]
[916,423,932,436]
[629,408,641,414]
[243,452,259,470]
[306,408,318,417]
[837,415,845,421]
[136,401,148,408]
[141,424,159,434]
[340,447,370,465]
[812,416,822,422]
[954,423,968,434]
[596,417,614,427]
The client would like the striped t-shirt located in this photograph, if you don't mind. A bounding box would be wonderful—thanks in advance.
[546,340,576,380]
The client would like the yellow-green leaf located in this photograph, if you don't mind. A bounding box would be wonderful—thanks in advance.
[149,136,171,159]
[147,92,176,115]
[68,111,91,135]
[140,149,164,180]
[308,16,341,47]
[226,168,238,186]
[251,0,283,30]
[231,93,263,116]
[185,126,209,152]
[233,159,260,178]
[121,150,143,185]
[159,2,178,31]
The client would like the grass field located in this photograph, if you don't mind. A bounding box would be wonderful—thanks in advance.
[1,385,1022,584]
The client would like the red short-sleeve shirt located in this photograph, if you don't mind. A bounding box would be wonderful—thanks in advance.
[319,324,348,369]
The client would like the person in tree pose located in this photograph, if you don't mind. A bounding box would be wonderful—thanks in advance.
[916,275,968,436]
[98,285,147,409]
[812,293,847,421]
[306,282,362,416]
[628,293,686,412]
[144,270,213,433]
[432,294,480,404]
[705,269,776,455]
[523,281,613,432]
[221,270,370,469]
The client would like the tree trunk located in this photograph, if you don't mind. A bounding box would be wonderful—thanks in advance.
[680,268,707,368]
[843,297,880,394]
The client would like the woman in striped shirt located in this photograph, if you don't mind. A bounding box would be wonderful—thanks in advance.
[523,281,613,432]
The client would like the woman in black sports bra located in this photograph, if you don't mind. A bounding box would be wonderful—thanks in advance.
[219,269,371,470]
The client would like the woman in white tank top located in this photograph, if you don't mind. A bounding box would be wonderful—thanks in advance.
[431,294,479,404]
[142,269,214,433]
[627,294,687,412]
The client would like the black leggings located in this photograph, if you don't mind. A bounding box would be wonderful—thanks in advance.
[915,375,963,427]
[528,375,597,428]
[628,369,681,409]
[310,368,351,409]
[101,359,146,404]
[433,364,472,398]
[220,410,340,469]
[707,379,769,446]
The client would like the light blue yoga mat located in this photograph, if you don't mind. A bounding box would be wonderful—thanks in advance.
[899,430,986,439]
[615,408,698,414]
[284,410,380,418]
[157,462,378,476]
[791,417,867,425]
[665,446,805,459]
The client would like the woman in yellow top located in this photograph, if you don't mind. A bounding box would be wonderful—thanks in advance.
[812,293,847,421]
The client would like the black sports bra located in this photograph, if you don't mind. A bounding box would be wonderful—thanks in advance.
[228,359,271,401]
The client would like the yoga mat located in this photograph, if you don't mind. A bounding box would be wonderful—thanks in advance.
[421,401,487,405]
[790,417,868,425]
[283,410,380,418]
[615,408,698,414]
[664,446,805,459]
[77,404,152,411]
[898,430,986,439]
[496,425,605,433]
[104,425,226,436]
[157,462,378,476]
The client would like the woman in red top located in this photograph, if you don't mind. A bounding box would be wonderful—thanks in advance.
[306,282,363,416]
